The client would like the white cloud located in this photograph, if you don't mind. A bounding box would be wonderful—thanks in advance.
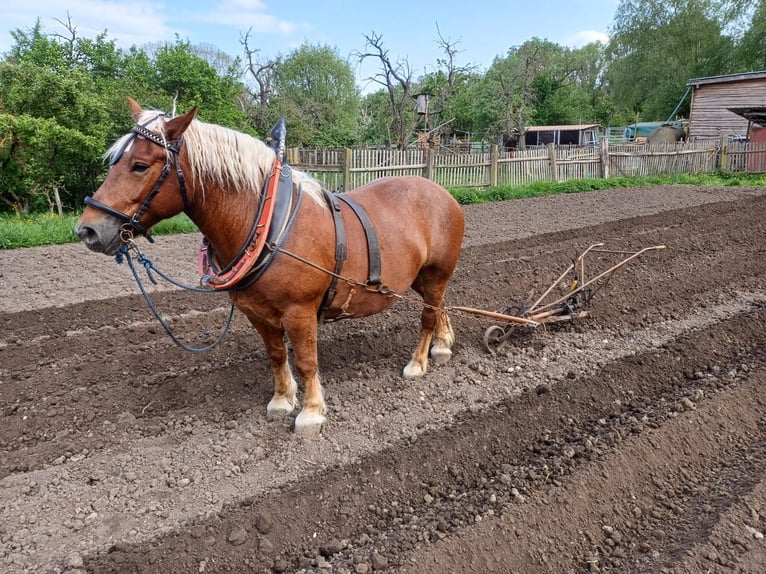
[564,30,610,48]
[188,0,309,36]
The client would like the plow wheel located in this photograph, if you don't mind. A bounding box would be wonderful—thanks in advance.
[482,325,507,354]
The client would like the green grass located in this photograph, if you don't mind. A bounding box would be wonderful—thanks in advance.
[450,171,766,205]
[2,171,765,248]
[0,212,198,249]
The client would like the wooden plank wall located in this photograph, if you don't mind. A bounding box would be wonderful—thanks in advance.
[290,138,763,192]
[688,78,766,140]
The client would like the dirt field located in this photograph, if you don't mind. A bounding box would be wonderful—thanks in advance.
[2,184,766,574]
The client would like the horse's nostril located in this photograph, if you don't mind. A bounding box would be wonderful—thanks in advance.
[75,224,96,243]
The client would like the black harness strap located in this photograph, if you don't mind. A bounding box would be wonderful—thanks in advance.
[318,189,348,320]
[317,190,384,322]
[335,194,382,285]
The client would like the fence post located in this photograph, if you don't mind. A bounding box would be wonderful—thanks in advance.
[342,147,351,192]
[425,147,434,181]
[490,145,499,187]
[548,143,559,182]
[600,138,610,179]
[719,135,728,171]
[286,147,299,166]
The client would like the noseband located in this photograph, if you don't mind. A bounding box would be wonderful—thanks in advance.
[84,122,189,243]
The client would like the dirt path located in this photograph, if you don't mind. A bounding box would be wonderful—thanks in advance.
[1,184,766,573]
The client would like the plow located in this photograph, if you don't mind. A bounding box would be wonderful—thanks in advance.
[450,243,666,353]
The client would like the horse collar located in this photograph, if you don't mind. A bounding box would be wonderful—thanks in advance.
[198,158,292,290]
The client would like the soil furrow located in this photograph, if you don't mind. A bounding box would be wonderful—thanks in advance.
[1,185,765,573]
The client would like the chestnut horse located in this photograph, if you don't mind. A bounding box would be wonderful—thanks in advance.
[76,99,465,435]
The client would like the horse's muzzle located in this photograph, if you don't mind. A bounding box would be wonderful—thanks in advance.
[75,219,123,255]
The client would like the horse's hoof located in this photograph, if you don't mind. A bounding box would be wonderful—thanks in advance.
[430,345,453,365]
[266,396,296,420]
[403,361,426,379]
[294,410,325,436]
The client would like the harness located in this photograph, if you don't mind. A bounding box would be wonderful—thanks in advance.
[318,190,382,322]
[86,116,384,313]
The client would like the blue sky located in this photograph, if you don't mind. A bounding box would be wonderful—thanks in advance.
[1,0,618,91]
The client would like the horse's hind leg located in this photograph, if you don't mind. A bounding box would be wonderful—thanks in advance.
[403,272,455,379]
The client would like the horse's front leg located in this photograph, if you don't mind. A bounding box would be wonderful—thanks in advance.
[283,314,326,435]
[250,320,298,419]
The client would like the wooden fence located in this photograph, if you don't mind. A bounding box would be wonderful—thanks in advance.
[287,137,765,192]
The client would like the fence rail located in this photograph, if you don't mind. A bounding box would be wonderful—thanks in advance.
[287,136,764,192]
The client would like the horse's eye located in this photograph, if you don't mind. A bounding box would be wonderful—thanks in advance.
[132,163,149,173]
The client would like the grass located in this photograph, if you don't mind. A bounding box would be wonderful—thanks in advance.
[2,171,765,249]
[449,171,766,205]
[0,212,198,249]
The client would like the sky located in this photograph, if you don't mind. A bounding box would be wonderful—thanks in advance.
[0,0,618,91]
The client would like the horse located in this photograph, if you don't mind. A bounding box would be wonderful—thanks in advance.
[75,98,465,435]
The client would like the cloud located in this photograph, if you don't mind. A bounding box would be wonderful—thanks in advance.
[192,0,310,36]
[564,30,610,48]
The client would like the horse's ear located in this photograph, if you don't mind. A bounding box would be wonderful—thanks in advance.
[165,106,197,141]
[127,97,143,121]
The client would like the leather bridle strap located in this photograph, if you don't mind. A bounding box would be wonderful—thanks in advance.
[84,122,188,242]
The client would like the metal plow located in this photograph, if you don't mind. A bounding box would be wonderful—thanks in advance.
[450,243,666,353]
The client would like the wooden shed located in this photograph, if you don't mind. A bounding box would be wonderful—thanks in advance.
[687,71,766,141]
[523,124,602,147]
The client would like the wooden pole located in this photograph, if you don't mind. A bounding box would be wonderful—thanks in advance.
[490,144,499,187]
[342,147,351,193]
[548,143,559,182]
[600,137,610,179]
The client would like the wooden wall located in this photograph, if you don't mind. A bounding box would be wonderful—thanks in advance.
[688,76,766,141]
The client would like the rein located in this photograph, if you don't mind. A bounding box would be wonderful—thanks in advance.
[115,236,236,352]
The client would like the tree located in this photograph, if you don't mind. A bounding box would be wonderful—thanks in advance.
[480,39,563,147]
[240,28,279,136]
[272,43,360,146]
[736,0,766,69]
[606,0,740,121]
[357,32,418,149]
[152,38,248,129]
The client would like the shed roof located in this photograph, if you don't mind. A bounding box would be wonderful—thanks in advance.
[728,107,766,127]
[525,124,601,132]
[687,70,766,87]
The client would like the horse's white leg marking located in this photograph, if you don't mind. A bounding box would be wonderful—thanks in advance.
[430,311,455,365]
[403,330,433,379]
[266,362,298,419]
[294,375,326,436]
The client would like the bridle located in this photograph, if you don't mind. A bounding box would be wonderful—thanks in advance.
[84,120,189,243]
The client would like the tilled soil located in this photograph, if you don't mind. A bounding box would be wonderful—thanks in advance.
[1,184,766,574]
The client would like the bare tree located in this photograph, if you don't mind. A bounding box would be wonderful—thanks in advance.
[356,32,418,150]
[240,28,278,133]
[426,24,476,145]
[51,12,78,62]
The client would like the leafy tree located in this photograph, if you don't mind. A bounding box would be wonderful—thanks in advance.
[606,0,739,121]
[151,38,248,129]
[736,0,766,69]
[272,42,360,146]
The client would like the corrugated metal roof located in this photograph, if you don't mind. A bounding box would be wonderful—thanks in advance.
[687,70,766,87]
[525,124,601,132]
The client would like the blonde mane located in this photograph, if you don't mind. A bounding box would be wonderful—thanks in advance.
[105,110,325,206]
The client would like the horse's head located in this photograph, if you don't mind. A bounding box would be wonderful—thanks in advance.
[76,98,197,255]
